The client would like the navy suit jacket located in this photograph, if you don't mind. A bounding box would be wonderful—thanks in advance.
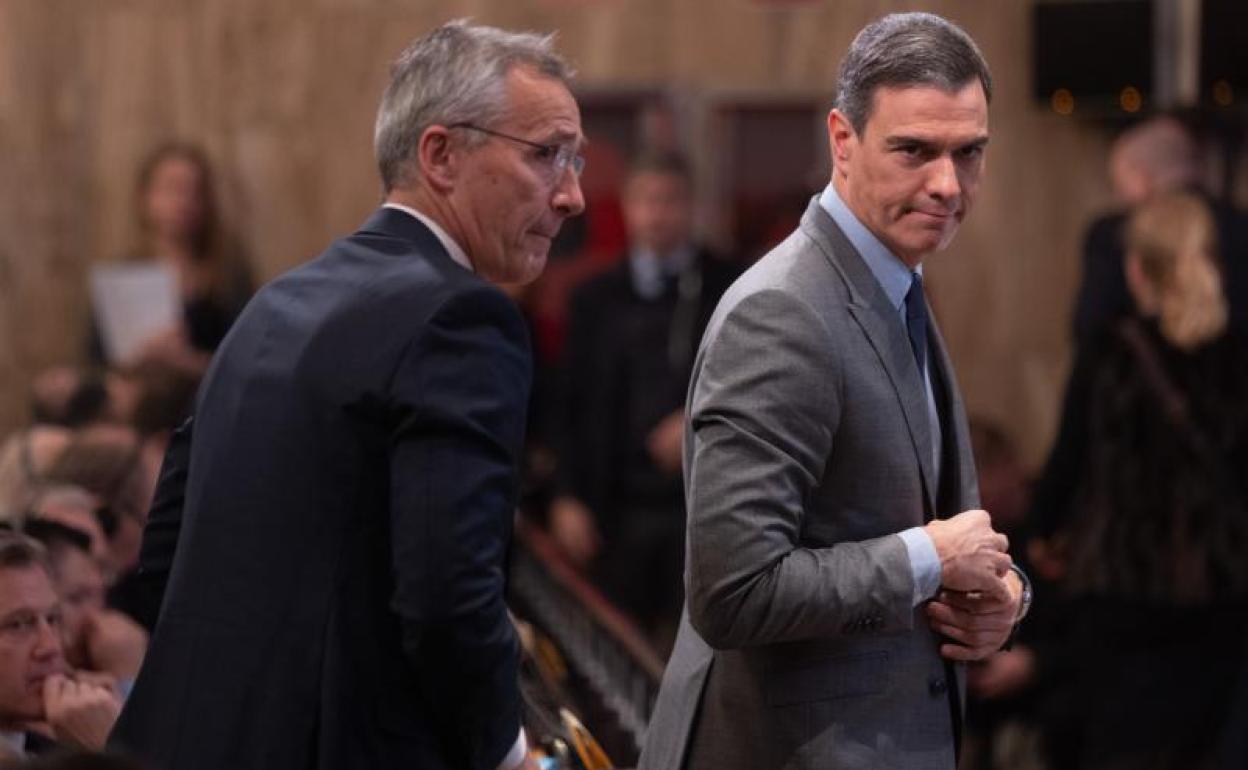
[109,208,530,770]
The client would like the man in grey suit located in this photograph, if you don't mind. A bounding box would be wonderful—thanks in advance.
[639,13,1029,770]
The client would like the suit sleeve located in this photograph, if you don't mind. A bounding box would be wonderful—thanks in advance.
[685,289,914,649]
[387,286,530,770]
[132,416,194,631]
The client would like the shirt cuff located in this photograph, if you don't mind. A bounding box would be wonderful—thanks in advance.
[497,729,528,770]
[898,527,942,606]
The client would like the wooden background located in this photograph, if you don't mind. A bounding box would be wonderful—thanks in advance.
[1,0,1240,469]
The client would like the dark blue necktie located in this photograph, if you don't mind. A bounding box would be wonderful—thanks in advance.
[905,272,928,374]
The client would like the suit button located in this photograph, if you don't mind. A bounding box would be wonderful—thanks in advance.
[929,677,948,697]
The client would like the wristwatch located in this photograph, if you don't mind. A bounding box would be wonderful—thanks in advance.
[1009,563,1033,623]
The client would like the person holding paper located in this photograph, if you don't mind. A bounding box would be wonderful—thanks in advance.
[88,143,253,375]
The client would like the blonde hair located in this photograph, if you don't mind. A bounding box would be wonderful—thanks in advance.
[1125,192,1227,350]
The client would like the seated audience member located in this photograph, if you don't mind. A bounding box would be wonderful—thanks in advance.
[88,142,253,377]
[21,521,145,684]
[0,532,121,758]
[24,490,109,581]
[549,152,739,652]
[0,432,72,525]
[28,372,114,432]
[1032,192,1248,769]
[42,426,159,585]
[122,364,196,446]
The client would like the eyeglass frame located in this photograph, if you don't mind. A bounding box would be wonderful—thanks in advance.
[447,122,585,179]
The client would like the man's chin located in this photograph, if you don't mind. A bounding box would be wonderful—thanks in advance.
[904,228,960,259]
[496,253,548,286]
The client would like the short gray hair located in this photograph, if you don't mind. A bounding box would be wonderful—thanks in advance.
[374,20,574,192]
[835,13,991,134]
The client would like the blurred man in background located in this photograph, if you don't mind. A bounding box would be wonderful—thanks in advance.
[551,152,737,652]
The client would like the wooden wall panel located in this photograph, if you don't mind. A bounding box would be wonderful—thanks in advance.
[1,0,1228,470]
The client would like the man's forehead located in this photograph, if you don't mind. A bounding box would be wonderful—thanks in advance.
[502,68,584,143]
[0,567,56,612]
[863,82,988,134]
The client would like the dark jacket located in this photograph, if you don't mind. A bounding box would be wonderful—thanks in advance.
[109,208,531,770]
[559,248,739,527]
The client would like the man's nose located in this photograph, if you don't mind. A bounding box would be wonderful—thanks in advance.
[32,619,62,660]
[553,167,586,218]
[926,154,961,203]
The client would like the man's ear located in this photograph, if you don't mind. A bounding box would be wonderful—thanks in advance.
[828,109,857,170]
[416,125,457,193]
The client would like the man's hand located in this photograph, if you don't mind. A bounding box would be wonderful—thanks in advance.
[548,496,601,568]
[42,673,122,750]
[923,509,1011,599]
[646,410,685,475]
[925,567,1023,662]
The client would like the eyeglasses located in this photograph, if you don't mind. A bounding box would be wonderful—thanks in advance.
[449,122,585,179]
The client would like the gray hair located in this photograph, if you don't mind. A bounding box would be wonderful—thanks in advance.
[374,20,573,192]
[835,13,992,134]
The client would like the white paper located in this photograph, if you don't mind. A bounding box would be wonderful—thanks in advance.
[89,263,180,364]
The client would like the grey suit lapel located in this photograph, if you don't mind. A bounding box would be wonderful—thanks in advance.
[799,199,939,515]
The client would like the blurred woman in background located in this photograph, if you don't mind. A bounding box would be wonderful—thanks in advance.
[90,142,253,376]
[1030,192,1248,769]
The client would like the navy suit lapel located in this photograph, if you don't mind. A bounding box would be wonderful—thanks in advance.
[799,199,939,515]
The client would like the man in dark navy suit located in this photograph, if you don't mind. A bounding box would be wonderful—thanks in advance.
[109,20,585,770]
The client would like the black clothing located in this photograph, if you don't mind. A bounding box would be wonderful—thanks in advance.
[1030,318,1248,768]
[559,249,738,633]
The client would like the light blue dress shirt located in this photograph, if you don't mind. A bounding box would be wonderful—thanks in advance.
[629,243,695,300]
[818,184,943,606]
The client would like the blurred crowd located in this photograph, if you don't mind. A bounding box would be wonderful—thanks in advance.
[0,112,1244,768]
[0,144,250,762]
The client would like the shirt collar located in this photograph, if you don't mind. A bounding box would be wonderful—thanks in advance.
[818,182,919,312]
[381,203,473,274]
[628,243,695,300]
[0,730,24,757]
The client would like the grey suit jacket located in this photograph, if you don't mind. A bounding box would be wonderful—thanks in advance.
[638,198,979,770]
